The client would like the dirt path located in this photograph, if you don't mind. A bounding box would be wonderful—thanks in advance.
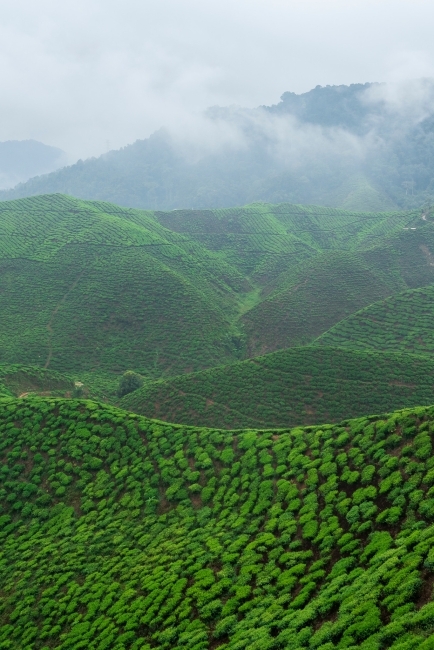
[44,270,86,368]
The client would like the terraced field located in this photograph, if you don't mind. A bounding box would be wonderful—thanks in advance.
[316,285,434,356]
[0,365,73,398]
[3,397,434,648]
[2,193,434,414]
[241,252,397,355]
[120,347,434,429]
[0,195,245,377]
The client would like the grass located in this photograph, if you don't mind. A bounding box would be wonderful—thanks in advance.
[2,397,434,647]
[120,346,434,429]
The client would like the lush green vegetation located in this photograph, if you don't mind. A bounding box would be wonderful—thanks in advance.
[240,252,396,355]
[0,194,246,378]
[316,285,434,356]
[119,347,434,429]
[0,365,73,398]
[1,193,434,411]
[3,398,434,648]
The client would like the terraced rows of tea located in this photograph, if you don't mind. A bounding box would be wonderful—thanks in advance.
[316,285,434,356]
[120,347,434,429]
[0,195,248,378]
[4,398,434,648]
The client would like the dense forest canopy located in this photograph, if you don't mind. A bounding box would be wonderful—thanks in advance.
[2,81,434,211]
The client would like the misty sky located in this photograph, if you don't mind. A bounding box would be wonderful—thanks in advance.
[1,0,434,160]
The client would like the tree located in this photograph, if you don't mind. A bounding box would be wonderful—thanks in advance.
[117,371,143,398]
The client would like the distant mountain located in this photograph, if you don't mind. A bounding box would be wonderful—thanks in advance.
[0,139,66,189]
[2,81,434,210]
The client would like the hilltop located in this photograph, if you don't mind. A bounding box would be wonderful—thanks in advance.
[3,397,434,648]
[0,194,245,378]
[2,82,434,211]
[120,347,434,429]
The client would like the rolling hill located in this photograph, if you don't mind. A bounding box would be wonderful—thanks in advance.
[3,397,434,648]
[1,194,434,395]
[119,346,434,429]
[315,285,434,356]
[0,194,246,378]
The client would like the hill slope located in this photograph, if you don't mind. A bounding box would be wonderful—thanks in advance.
[120,347,434,429]
[315,285,434,356]
[0,194,245,377]
[3,398,434,648]
[3,193,434,391]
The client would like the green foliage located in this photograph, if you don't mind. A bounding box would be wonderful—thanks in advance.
[120,346,434,428]
[316,284,434,357]
[1,398,434,647]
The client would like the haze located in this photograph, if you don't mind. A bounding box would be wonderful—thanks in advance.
[1,0,434,160]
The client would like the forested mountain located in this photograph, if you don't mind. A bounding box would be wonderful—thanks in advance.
[0,139,66,190]
[3,397,434,648]
[2,81,434,211]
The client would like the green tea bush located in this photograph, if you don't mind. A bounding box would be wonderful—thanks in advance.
[2,398,434,647]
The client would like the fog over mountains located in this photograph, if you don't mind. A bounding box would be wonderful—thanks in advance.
[0,140,66,190]
[2,80,434,211]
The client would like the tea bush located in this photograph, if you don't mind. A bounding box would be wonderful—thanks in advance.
[2,398,434,647]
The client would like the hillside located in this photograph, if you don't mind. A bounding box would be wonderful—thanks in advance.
[1,191,434,419]
[3,82,434,211]
[3,397,434,648]
[315,285,434,356]
[241,216,434,355]
[240,252,396,356]
[120,347,434,429]
[2,194,434,393]
[0,365,73,398]
[0,194,245,378]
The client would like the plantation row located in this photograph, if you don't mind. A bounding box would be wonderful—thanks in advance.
[3,399,434,647]
[317,285,434,357]
[0,246,240,377]
[120,347,434,429]
[0,365,73,398]
[241,251,397,355]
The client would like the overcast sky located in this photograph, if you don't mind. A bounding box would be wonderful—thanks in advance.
[1,0,433,160]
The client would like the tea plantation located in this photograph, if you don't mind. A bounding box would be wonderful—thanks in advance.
[1,194,434,383]
[0,195,245,377]
[119,347,434,429]
[316,285,434,356]
[0,365,73,399]
[4,398,434,648]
